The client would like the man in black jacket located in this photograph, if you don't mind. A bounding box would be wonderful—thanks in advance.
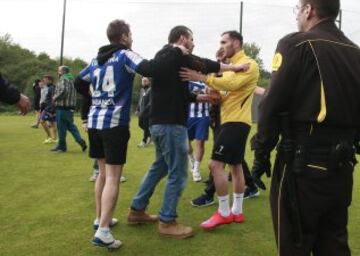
[0,73,31,115]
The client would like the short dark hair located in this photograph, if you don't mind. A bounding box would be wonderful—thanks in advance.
[221,30,243,46]
[168,25,192,44]
[302,0,340,20]
[107,19,130,44]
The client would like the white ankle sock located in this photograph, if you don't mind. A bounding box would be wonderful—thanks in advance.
[193,161,200,172]
[218,195,230,217]
[231,193,244,215]
[94,218,100,225]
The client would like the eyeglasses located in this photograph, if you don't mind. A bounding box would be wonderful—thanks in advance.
[293,4,306,15]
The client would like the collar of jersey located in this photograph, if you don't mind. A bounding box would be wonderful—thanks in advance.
[230,50,245,64]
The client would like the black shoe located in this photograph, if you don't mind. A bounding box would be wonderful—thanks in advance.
[244,187,260,199]
[50,148,66,153]
[190,194,215,207]
[79,139,87,152]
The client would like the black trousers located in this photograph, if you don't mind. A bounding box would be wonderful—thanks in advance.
[204,160,257,197]
[139,116,151,143]
[270,151,354,256]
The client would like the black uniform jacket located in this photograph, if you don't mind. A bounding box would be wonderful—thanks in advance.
[252,20,360,153]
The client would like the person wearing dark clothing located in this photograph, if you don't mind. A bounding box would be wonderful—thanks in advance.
[31,79,41,128]
[250,0,360,255]
[0,73,31,115]
[40,75,57,144]
[137,77,152,147]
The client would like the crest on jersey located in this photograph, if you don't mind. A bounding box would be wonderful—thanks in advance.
[272,52,283,72]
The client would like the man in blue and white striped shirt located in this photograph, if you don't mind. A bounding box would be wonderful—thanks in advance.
[187,81,210,182]
[76,19,188,249]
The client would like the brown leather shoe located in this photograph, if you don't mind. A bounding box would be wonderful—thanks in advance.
[127,208,159,224]
[158,220,194,239]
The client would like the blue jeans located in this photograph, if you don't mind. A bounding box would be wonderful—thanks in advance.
[56,109,82,151]
[131,124,189,222]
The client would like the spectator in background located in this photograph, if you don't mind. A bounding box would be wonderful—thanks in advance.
[51,66,87,153]
[40,75,57,144]
[187,81,211,182]
[137,77,152,148]
[31,79,41,128]
[0,72,31,115]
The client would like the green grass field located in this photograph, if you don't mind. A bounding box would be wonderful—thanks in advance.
[0,115,359,256]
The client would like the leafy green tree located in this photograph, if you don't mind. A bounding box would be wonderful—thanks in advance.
[243,42,270,88]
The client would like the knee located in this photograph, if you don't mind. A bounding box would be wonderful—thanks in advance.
[208,161,219,174]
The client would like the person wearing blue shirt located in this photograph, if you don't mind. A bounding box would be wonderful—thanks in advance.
[187,81,210,182]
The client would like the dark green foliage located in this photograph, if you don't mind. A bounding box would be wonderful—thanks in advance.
[243,42,270,88]
[0,34,87,112]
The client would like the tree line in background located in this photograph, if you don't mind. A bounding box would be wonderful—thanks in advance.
[0,34,270,113]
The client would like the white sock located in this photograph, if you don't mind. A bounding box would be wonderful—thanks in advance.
[94,218,100,225]
[218,194,230,217]
[193,161,200,172]
[95,226,110,237]
[231,193,244,215]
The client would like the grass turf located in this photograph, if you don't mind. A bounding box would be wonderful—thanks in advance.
[0,115,359,255]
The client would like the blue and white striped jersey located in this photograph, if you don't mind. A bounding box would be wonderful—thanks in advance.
[188,81,209,118]
[79,49,144,129]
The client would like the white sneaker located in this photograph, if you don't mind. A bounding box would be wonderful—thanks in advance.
[92,229,122,249]
[120,176,126,183]
[192,169,202,182]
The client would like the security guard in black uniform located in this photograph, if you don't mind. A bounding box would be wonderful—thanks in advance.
[250,0,360,255]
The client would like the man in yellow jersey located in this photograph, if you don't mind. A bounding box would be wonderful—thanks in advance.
[180,30,259,230]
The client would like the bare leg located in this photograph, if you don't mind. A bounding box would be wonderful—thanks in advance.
[209,160,227,196]
[95,158,106,220]
[193,140,205,162]
[230,164,245,194]
[48,121,57,140]
[40,120,50,138]
[188,140,193,156]
[99,163,123,228]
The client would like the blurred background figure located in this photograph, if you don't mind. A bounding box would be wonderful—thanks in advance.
[0,72,31,115]
[40,75,57,144]
[31,79,41,128]
[137,77,152,148]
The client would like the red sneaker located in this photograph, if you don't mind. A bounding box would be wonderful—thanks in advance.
[200,211,233,231]
[232,213,245,223]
